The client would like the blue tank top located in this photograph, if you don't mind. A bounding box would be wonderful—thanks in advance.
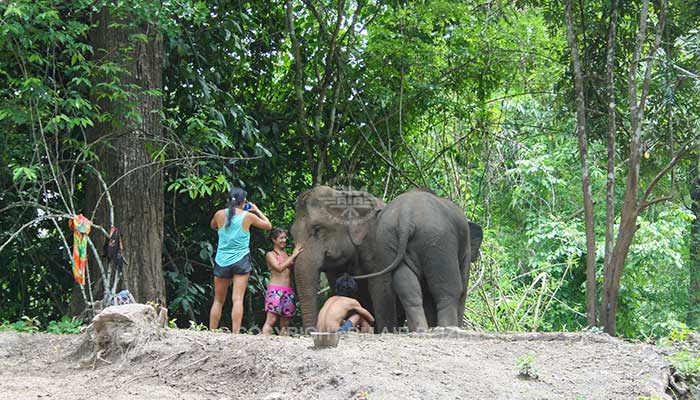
[214,210,250,266]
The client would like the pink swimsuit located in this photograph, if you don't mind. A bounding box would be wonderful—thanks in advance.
[264,254,296,317]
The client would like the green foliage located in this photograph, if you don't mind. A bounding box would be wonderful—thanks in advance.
[164,261,208,318]
[188,320,208,331]
[46,316,83,334]
[656,321,694,346]
[0,316,82,334]
[0,316,41,333]
[669,352,700,379]
[669,325,692,342]
[617,207,692,338]
[0,0,113,325]
[516,354,539,379]
[159,0,267,200]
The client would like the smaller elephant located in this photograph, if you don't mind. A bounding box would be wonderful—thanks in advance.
[291,186,483,332]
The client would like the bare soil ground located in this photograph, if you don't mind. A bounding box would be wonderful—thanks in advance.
[0,329,674,399]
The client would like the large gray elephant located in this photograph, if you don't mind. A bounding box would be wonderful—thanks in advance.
[291,186,483,332]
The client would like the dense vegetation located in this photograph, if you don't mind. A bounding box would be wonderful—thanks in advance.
[0,0,698,339]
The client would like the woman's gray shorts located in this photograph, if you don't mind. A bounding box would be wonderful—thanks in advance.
[214,254,252,278]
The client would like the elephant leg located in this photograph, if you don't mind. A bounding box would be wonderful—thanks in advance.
[457,257,471,328]
[356,277,373,314]
[425,258,463,327]
[368,273,397,333]
[396,300,406,328]
[393,265,428,332]
[421,285,438,328]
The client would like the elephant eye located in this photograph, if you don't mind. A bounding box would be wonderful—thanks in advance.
[311,225,322,237]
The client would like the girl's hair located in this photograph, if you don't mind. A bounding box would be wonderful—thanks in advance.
[268,227,287,243]
[226,187,247,228]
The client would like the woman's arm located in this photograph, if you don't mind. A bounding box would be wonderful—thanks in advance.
[210,209,224,229]
[245,203,272,230]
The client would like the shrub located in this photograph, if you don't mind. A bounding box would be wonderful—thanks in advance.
[46,316,83,334]
[669,352,700,379]
[516,354,539,379]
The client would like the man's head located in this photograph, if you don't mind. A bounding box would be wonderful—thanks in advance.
[335,274,357,297]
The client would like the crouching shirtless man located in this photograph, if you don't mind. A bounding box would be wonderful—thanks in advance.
[316,274,374,333]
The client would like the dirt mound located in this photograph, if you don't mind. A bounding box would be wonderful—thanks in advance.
[0,329,672,399]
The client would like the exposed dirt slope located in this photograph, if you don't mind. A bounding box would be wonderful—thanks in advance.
[0,329,672,399]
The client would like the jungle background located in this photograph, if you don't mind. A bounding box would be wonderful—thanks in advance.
[1,0,699,341]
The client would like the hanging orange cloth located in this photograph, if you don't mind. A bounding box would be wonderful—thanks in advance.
[68,214,92,285]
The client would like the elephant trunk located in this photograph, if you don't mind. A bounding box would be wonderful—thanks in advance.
[294,250,323,330]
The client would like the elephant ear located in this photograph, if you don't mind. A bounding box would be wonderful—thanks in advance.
[348,203,383,246]
[468,222,483,262]
[348,220,370,246]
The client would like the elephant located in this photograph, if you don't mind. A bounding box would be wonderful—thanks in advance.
[290,186,483,333]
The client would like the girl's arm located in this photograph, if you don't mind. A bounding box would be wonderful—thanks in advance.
[210,210,224,229]
[266,252,288,272]
[265,248,302,272]
[246,203,272,230]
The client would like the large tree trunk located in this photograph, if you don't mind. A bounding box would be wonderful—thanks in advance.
[689,149,700,327]
[71,3,165,312]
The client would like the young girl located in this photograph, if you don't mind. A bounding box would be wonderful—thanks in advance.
[262,227,303,335]
[210,187,271,333]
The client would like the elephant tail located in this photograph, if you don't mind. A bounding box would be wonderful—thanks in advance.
[352,219,410,280]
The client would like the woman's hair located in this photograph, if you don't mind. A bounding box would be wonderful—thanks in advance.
[268,227,287,243]
[226,187,247,228]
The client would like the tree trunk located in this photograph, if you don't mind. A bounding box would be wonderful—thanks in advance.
[563,0,597,327]
[285,0,316,184]
[598,0,666,336]
[603,0,618,330]
[72,3,165,312]
[285,0,350,186]
[689,149,700,327]
[601,210,637,333]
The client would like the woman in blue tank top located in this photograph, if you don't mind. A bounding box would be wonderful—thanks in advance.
[209,187,271,333]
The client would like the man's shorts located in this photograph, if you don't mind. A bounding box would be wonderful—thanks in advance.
[337,319,354,332]
[213,254,252,278]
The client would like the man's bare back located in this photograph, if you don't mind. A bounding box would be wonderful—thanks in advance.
[316,296,374,333]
